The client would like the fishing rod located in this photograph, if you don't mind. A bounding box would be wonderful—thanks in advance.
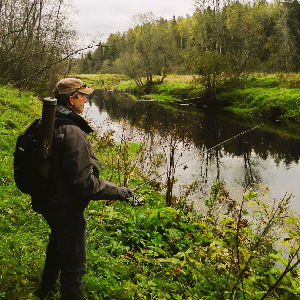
[107,123,264,206]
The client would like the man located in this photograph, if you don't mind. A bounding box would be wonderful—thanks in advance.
[33,78,132,299]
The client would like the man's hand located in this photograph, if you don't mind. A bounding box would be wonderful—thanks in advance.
[117,187,133,202]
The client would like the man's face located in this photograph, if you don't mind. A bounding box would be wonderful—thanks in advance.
[70,92,87,114]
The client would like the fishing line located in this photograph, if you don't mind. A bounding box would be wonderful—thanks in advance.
[132,123,264,192]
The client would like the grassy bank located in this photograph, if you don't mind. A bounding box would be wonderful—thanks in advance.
[0,86,45,298]
[75,74,131,90]
[79,73,300,122]
[218,74,300,122]
[1,85,300,299]
[78,74,203,101]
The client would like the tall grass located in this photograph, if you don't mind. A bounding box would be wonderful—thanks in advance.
[0,86,46,299]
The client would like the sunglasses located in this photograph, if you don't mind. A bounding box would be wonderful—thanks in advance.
[70,83,86,96]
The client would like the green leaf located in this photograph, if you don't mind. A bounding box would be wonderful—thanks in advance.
[228,236,237,246]
[253,210,267,215]
[278,285,299,294]
[157,258,180,264]
[279,240,294,248]
[154,246,166,256]
[265,267,279,275]
[268,253,280,260]
[268,274,277,286]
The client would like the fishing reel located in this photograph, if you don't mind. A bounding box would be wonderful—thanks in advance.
[131,194,145,206]
[106,189,145,207]
[127,186,145,206]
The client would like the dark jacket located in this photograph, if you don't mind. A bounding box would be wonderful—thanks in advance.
[32,105,119,212]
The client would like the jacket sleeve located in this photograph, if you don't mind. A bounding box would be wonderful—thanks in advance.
[62,125,120,201]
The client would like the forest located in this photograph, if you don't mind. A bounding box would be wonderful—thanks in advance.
[1,0,300,98]
[78,0,300,98]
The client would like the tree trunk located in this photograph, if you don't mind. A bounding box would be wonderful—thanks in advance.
[166,147,175,206]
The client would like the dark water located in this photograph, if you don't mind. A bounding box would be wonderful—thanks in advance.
[85,90,300,211]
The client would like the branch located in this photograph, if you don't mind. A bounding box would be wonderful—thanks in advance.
[0,51,44,67]
[4,0,39,59]
[236,200,246,300]
[0,29,23,39]
[230,198,279,298]
[260,245,300,300]
[17,44,99,85]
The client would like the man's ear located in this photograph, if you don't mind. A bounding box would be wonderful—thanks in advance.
[68,95,73,106]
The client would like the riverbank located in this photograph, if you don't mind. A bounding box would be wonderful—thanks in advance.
[1,85,300,299]
[78,73,300,123]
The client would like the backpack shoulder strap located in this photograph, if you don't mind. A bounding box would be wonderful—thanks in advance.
[54,117,77,129]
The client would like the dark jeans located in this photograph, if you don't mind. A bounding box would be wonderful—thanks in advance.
[40,208,87,300]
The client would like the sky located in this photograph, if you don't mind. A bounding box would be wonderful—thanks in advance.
[72,0,194,45]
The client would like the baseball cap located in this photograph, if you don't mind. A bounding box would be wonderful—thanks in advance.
[55,78,94,95]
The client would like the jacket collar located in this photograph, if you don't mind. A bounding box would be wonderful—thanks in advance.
[55,105,93,134]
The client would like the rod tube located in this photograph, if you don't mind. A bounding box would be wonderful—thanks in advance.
[37,97,57,178]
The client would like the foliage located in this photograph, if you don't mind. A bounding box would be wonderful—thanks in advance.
[190,51,230,100]
[83,181,300,300]
[0,0,87,97]
[78,0,300,99]
[2,85,300,300]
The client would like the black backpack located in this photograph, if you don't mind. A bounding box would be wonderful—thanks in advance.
[13,117,74,196]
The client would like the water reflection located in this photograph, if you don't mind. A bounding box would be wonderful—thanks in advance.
[86,90,300,210]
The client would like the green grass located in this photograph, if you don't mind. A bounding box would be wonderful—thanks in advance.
[217,74,300,121]
[245,74,280,88]
[218,87,300,121]
[79,74,204,101]
[148,78,204,101]
[0,86,46,299]
[1,85,300,299]
[75,74,131,89]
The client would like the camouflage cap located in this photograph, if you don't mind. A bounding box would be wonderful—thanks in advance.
[55,78,94,95]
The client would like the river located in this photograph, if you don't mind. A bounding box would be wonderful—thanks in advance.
[84,90,300,211]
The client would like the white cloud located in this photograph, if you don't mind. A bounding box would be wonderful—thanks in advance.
[72,0,194,44]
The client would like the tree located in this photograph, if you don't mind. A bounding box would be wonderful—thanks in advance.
[102,12,182,90]
[285,0,300,67]
[224,1,265,81]
[188,0,229,100]
[159,17,184,82]
[132,12,159,86]
[0,0,79,94]
[79,0,300,92]
[272,0,300,72]
[191,50,229,100]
